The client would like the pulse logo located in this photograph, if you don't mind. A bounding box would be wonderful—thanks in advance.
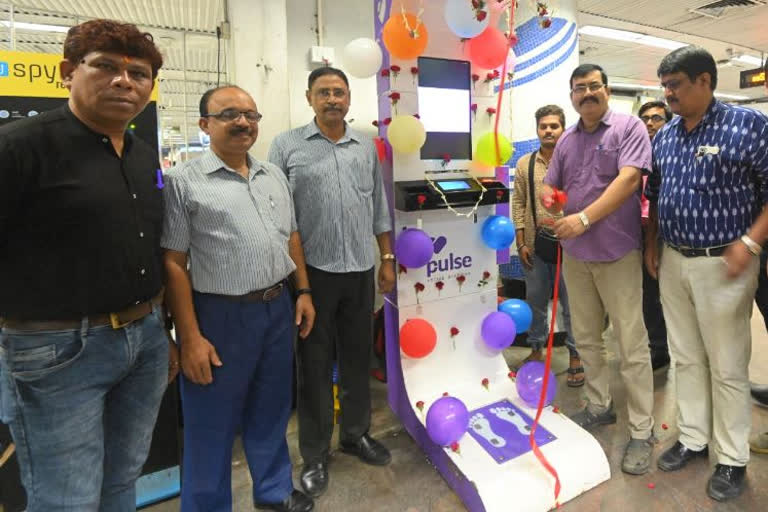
[0,62,8,77]
[426,235,473,277]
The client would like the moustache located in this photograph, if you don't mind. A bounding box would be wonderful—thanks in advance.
[229,127,251,136]
[580,97,599,106]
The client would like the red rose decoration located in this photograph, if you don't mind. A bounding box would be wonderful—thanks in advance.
[398,263,407,275]
[470,103,478,112]
[383,117,392,125]
[412,113,420,119]
[435,281,445,291]
[483,271,491,280]
[414,282,425,303]
[486,107,497,115]
[476,10,487,22]
[411,66,419,74]
[450,327,459,337]
[472,73,480,83]
[450,441,461,454]
[541,18,552,28]
[481,378,489,389]
[416,400,424,411]
[442,392,449,397]
[372,120,379,127]
[381,69,390,77]
[390,65,401,73]
[389,92,401,102]
[456,274,466,291]
[508,371,516,379]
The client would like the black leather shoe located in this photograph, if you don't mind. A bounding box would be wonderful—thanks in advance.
[339,433,391,466]
[657,441,708,471]
[750,384,768,407]
[707,464,746,501]
[300,461,328,498]
[651,350,670,371]
[255,489,314,512]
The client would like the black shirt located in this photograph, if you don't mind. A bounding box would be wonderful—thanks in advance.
[0,105,163,320]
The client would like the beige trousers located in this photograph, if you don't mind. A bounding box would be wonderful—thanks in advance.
[562,249,655,439]
[659,244,758,466]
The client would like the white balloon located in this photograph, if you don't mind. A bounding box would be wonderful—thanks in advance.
[342,38,383,79]
[444,0,489,39]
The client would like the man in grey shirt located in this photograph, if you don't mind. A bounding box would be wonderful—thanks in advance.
[269,67,395,498]
[162,86,315,512]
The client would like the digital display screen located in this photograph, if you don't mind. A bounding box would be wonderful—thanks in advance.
[437,180,471,191]
[418,57,472,160]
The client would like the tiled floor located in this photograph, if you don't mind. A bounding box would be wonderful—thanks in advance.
[147,310,768,512]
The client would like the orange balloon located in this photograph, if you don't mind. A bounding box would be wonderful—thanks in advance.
[382,12,429,60]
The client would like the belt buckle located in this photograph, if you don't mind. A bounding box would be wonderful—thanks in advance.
[262,283,283,302]
[109,313,131,330]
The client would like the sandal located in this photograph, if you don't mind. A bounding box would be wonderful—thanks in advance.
[567,356,585,387]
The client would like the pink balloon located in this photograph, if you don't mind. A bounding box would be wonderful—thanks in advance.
[467,26,509,70]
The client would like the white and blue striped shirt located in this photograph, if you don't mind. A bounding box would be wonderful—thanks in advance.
[268,120,391,273]
[647,100,768,248]
[161,151,297,294]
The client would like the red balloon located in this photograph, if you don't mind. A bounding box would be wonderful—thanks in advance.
[400,318,437,358]
[467,26,509,70]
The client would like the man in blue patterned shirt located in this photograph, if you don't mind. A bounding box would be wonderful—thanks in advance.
[645,46,768,501]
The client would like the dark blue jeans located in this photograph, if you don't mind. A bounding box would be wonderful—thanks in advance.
[180,289,294,511]
[0,307,169,512]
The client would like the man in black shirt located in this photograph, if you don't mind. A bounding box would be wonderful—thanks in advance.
[0,19,174,511]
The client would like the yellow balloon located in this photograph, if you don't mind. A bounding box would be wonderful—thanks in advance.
[387,115,426,154]
[475,132,513,167]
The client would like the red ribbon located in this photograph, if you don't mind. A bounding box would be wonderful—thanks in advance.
[528,244,563,506]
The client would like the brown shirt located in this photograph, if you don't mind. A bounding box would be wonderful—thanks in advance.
[511,151,561,253]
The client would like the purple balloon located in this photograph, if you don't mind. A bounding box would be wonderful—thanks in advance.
[481,311,517,351]
[395,228,434,268]
[425,396,469,446]
[515,361,557,408]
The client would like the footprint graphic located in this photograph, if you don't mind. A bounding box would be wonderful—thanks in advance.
[469,413,506,447]
[490,406,531,436]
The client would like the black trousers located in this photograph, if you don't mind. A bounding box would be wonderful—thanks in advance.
[642,229,668,353]
[755,251,768,331]
[297,266,375,463]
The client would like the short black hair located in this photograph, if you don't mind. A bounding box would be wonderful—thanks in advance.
[657,46,718,90]
[638,101,673,121]
[308,67,349,90]
[570,64,608,90]
[199,85,245,117]
[535,105,566,129]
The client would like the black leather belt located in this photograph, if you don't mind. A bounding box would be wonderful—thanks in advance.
[668,244,728,258]
[214,281,286,303]
[0,291,164,331]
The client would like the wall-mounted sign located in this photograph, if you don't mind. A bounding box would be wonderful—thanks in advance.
[740,67,766,89]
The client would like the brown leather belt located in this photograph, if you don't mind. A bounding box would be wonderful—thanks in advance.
[1,291,164,331]
[211,281,286,303]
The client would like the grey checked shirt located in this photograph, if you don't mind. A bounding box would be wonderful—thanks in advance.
[268,120,391,273]
[161,151,297,295]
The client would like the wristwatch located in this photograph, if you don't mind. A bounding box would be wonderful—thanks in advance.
[381,253,396,262]
[578,211,591,230]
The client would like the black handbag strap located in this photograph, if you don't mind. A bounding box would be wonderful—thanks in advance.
[527,150,538,228]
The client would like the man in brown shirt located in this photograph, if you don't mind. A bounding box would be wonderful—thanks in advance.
[511,105,583,386]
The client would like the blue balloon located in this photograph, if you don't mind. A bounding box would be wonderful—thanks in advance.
[481,215,516,250]
[444,0,489,38]
[499,299,533,333]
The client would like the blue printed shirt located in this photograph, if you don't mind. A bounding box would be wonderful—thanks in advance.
[646,99,768,248]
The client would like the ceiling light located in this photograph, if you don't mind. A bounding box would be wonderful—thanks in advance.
[0,20,70,33]
[733,55,763,67]
[578,26,688,51]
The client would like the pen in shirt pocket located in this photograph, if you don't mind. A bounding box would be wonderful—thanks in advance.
[156,169,164,190]
[269,194,275,208]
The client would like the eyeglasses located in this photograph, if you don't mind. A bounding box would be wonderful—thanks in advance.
[640,114,666,123]
[204,109,262,123]
[659,79,683,92]
[571,82,605,95]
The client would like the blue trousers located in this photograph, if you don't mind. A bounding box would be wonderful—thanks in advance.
[180,290,294,512]
[522,254,578,355]
[0,307,169,512]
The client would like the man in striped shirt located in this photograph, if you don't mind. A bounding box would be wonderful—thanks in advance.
[162,86,315,512]
[645,46,768,501]
[269,67,394,498]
